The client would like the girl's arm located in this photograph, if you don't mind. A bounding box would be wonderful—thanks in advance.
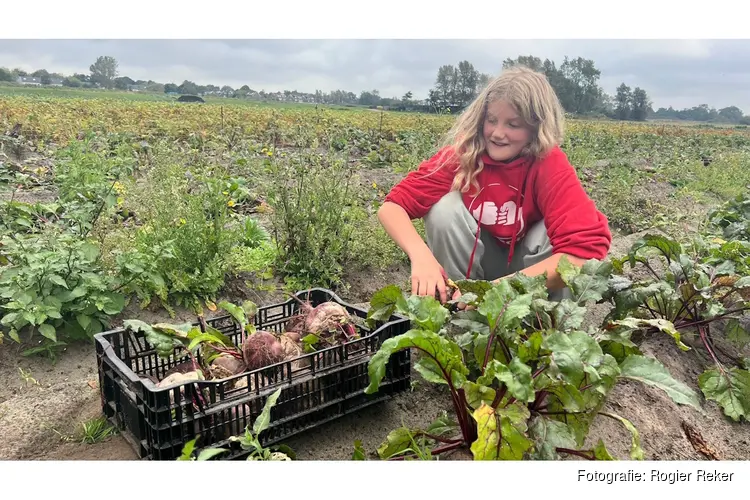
[377,202,431,261]
[378,201,450,302]
[491,252,586,290]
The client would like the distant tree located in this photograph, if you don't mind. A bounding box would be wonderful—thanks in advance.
[177,80,198,95]
[502,55,603,115]
[615,83,632,120]
[455,60,479,106]
[630,87,651,121]
[32,69,51,84]
[13,68,27,77]
[559,57,603,115]
[476,73,492,93]
[0,67,13,82]
[503,55,544,72]
[63,77,83,87]
[90,56,118,88]
[718,106,744,123]
[358,89,381,106]
[114,76,135,90]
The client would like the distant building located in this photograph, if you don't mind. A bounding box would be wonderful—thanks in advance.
[17,76,41,86]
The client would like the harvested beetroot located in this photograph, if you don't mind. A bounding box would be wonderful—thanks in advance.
[157,370,204,388]
[242,331,285,371]
[163,360,198,379]
[209,354,247,380]
[285,300,359,348]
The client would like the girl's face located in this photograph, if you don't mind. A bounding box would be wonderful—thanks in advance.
[482,99,532,162]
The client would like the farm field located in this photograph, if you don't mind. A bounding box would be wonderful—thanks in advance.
[1,93,750,461]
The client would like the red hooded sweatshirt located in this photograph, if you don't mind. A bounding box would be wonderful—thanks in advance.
[384,145,612,277]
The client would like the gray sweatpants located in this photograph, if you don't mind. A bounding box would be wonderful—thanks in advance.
[424,191,571,302]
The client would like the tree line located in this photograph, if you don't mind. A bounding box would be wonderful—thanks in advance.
[1,54,748,124]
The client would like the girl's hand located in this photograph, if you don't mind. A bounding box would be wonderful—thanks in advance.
[410,251,450,303]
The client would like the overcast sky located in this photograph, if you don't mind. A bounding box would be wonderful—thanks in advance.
[1,39,748,113]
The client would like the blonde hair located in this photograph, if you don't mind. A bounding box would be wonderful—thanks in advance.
[435,66,565,195]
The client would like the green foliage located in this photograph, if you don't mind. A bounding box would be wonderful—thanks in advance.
[121,145,236,313]
[265,150,358,289]
[363,257,700,460]
[605,232,750,421]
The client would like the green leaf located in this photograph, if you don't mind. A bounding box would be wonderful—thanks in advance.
[619,355,702,411]
[48,275,68,289]
[698,367,750,422]
[542,330,603,387]
[58,286,87,303]
[599,412,644,460]
[517,331,544,363]
[550,300,586,331]
[479,358,535,403]
[38,324,56,342]
[102,293,126,315]
[352,440,367,460]
[124,319,183,358]
[471,402,533,460]
[242,300,258,319]
[398,295,450,333]
[1,312,19,326]
[367,284,403,326]
[478,280,532,332]
[253,387,282,435]
[365,329,468,394]
[527,416,578,460]
[450,318,490,336]
[196,448,229,461]
[178,438,197,460]
[219,301,248,329]
[377,427,417,459]
[611,318,690,351]
[80,242,100,262]
[558,257,613,304]
[152,322,192,339]
[508,273,549,299]
[630,233,682,264]
[454,279,494,303]
[187,332,231,352]
[725,319,750,350]
[464,381,496,410]
[425,413,459,438]
[593,439,616,460]
[77,314,91,331]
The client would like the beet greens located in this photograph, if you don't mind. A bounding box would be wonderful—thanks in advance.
[363,257,702,460]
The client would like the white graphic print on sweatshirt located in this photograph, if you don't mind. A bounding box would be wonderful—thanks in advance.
[467,183,526,243]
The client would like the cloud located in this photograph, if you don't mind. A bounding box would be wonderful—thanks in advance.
[0,39,748,113]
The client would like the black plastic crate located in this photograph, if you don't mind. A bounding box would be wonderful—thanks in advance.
[94,288,411,460]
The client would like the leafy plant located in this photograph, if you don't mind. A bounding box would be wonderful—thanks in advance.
[265,150,358,289]
[604,232,750,422]
[176,387,294,461]
[361,257,702,460]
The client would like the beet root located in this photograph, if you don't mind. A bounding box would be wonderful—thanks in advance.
[279,333,309,370]
[242,331,285,371]
[209,354,247,380]
[285,301,359,347]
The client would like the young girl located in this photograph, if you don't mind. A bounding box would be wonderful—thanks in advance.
[378,66,612,303]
